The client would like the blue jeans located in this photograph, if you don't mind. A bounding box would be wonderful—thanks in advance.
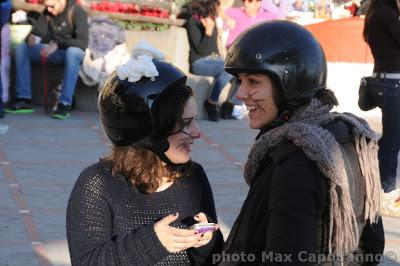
[192,56,233,103]
[0,23,6,113]
[15,43,85,106]
[370,78,400,192]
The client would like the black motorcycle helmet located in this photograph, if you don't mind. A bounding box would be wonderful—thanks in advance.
[98,59,187,150]
[225,20,327,110]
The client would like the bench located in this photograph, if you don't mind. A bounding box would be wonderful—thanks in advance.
[8,25,232,118]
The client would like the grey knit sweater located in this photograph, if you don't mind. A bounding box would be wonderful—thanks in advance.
[66,161,223,266]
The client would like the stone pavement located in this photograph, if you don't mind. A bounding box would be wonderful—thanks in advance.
[0,109,399,266]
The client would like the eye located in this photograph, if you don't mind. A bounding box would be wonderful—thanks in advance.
[248,78,259,85]
[183,119,193,127]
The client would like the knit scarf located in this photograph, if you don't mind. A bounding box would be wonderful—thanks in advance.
[244,98,381,257]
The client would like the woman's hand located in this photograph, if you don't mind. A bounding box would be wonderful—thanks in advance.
[200,17,215,36]
[192,212,219,248]
[154,213,202,253]
[26,34,37,47]
[226,18,236,30]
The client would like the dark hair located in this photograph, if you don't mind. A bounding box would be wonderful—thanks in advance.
[268,74,338,111]
[105,85,195,194]
[363,0,399,42]
[315,88,338,106]
[189,0,220,18]
[152,85,195,138]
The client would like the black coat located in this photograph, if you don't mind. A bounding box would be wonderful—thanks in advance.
[219,121,385,266]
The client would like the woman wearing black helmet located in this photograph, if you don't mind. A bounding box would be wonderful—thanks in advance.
[66,48,223,265]
[218,21,384,265]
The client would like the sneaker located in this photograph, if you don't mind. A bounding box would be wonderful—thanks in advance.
[0,124,9,134]
[52,103,71,119]
[381,188,400,217]
[4,99,34,114]
[220,101,234,119]
[231,104,246,120]
[204,100,219,122]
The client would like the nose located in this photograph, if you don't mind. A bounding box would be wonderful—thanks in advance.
[190,121,201,139]
[235,83,248,101]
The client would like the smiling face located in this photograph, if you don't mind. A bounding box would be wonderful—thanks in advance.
[236,73,279,129]
[165,97,201,164]
[243,0,262,17]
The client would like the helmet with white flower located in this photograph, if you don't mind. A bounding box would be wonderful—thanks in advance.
[98,44,187,151]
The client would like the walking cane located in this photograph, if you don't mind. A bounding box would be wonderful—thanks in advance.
[40,51,51,113]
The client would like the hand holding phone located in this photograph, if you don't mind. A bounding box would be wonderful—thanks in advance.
[188,223,217,233]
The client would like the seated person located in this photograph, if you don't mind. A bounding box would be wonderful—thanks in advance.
[185,0,235,122]
[261,0,290,18]
[224,0,289,48]
[5,0,88,119]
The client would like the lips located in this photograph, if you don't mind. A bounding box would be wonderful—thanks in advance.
[246,105,258,112]
[177,141,194,152]
[182,142,193,151]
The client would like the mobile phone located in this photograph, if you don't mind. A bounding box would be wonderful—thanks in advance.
[188,223,216,233]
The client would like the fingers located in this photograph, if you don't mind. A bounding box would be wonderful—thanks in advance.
[194,231,213,248]
[170,226,197,237]
[27,34,36,46]
[155,212,218,253]
[172,232,202,244]
[193,212,208,223]
[156,227,201,253]
[158,213,179,226]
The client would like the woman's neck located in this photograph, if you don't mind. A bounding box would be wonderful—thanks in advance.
[155,177,173,192]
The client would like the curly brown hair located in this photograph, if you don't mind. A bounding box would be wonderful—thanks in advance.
[104,85,195,193]
[106,146,188,193]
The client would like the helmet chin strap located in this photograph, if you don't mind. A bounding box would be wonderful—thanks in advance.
[134,131,199,166]
[149,137,176,165]
[156,129,200,165]
[134,136,177,165]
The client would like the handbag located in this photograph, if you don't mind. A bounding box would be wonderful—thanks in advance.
[358,76,378,111]
[358,43,378,112]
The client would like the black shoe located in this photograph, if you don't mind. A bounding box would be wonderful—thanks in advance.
[4,99,34,114]
[52,103,71,119]
[204,100,219,122]
[220,101,234,119]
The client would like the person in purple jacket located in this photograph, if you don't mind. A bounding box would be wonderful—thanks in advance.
[224,0,289,48]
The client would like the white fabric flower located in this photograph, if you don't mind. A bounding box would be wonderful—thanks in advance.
[116,54,159,82]
[115,41,164,83]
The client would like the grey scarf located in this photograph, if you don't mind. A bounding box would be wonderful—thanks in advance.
[244,98,381,257]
